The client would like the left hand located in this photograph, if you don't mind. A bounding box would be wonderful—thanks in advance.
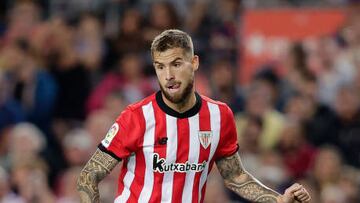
[278,183,311,203]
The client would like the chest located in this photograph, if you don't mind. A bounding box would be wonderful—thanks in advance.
[140,113,221,173]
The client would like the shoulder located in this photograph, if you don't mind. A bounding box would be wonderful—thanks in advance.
[126,93,157,113]
[200,94,233,115]
[115,94,157,129]
[200,94,227,106]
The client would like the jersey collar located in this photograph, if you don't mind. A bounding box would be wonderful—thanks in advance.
[156,91,202,118]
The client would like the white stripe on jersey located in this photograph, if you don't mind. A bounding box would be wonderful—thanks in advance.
[114,155,136,203]
[198,103,221,202]
[181,114,200,203]
[161,115,178,203]
[138,102,156,202]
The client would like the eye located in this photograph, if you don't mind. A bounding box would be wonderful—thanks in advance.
[174,62,182,68]
[156,65,164,70]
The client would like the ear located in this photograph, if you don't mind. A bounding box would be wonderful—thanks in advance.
[192,55,199,71]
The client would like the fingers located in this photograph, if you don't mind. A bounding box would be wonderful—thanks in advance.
[293,184,311,203]
[284,183,302,195]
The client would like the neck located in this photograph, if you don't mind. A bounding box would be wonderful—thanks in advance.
[162,91,197,113]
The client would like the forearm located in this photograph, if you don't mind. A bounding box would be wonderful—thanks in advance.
[224,170,280,202]
[216,154,280,203]
[77,168,103,202]
[77,149,119,203]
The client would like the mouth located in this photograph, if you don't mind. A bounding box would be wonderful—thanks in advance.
[166,83,181,93]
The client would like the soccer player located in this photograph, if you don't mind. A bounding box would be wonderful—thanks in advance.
[77,29,311,203]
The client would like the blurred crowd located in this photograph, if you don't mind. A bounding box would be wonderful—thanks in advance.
[0,0,359,203]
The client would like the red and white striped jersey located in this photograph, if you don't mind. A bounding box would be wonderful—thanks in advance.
[99,91,239,203]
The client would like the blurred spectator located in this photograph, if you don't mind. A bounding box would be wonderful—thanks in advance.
[280,43,313,105]
[62,129,93,167]
[4,39,57,134]
[308,146,360,203]
[86,53,154,113]
[277,120,317,179]
[238,115,263,154]
[43,18,91,121]
[113,8,146,59]
[56,167,81,203]
[0,123,46,171]
[74,13,104,73]
[0,69,25,134]
[11,160,55,203]
[333,84,360,167]
[253,68,283,110]
[208,0,241,63]
[257,150,288,190]
[85,110,114,147]
[209,58,244,113]
[3,1,41,45]
[0,166,24,203]
[284,91,338,146]
[142,1,180,46]
[316,37,356,106]
[236,80,285,150]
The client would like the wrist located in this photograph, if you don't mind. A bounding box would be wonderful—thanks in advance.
[276,195,285,203]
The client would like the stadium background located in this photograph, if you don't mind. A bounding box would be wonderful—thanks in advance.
[0,0,359,202]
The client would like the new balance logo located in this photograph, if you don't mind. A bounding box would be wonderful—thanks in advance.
[152,153,207,173]
[158,137,168,145]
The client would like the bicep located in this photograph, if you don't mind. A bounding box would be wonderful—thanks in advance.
[215,152,246,181]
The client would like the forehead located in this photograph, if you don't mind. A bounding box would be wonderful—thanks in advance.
[153,48,188,63]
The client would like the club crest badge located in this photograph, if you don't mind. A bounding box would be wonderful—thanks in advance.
[198,131,212,149]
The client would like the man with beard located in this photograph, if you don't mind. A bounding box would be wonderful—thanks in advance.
[77,29,311,203]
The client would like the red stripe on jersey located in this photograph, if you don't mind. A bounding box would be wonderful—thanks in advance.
[149,103,167,202]
[127,108,146,203]
[192,101,211,203]
[171,118,190,203]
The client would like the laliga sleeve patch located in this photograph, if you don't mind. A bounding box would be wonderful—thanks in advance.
[101,123,119,148]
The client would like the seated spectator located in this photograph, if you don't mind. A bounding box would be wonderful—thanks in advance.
[0,166,24,203]
[62,129,93,167]
[56,167,81,203]
[333,84,360,167]
[11,160,55,203]
[142,1,180,46]
[236,80,285,150]
[2,123,46,171]
[85,110,114,147]
[0,69,25,134]
[309,146,359,203]
[284,92,338,146]
[277,120,317,179]
[86,53,155,113]
[114,8,146,58]
[209,58,244,114]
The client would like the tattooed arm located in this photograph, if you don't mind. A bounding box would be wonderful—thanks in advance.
[216,152,280,203]
[77,149,120,203]
[216,152,311,203]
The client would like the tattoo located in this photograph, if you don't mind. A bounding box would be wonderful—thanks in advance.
[216,153,279,203]
[77,149,119,203]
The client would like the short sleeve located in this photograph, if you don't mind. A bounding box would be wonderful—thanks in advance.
[99,107,144,160]
[214,105,239,160]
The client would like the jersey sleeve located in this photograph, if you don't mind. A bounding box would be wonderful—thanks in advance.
[214,105,239,160]
[99,107,144,160]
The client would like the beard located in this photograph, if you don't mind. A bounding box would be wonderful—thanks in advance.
[160,76,194,104]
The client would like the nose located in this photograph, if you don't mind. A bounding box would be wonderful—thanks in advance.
[165,67,175,81]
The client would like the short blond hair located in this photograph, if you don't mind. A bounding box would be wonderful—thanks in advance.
[151,29,194,59]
